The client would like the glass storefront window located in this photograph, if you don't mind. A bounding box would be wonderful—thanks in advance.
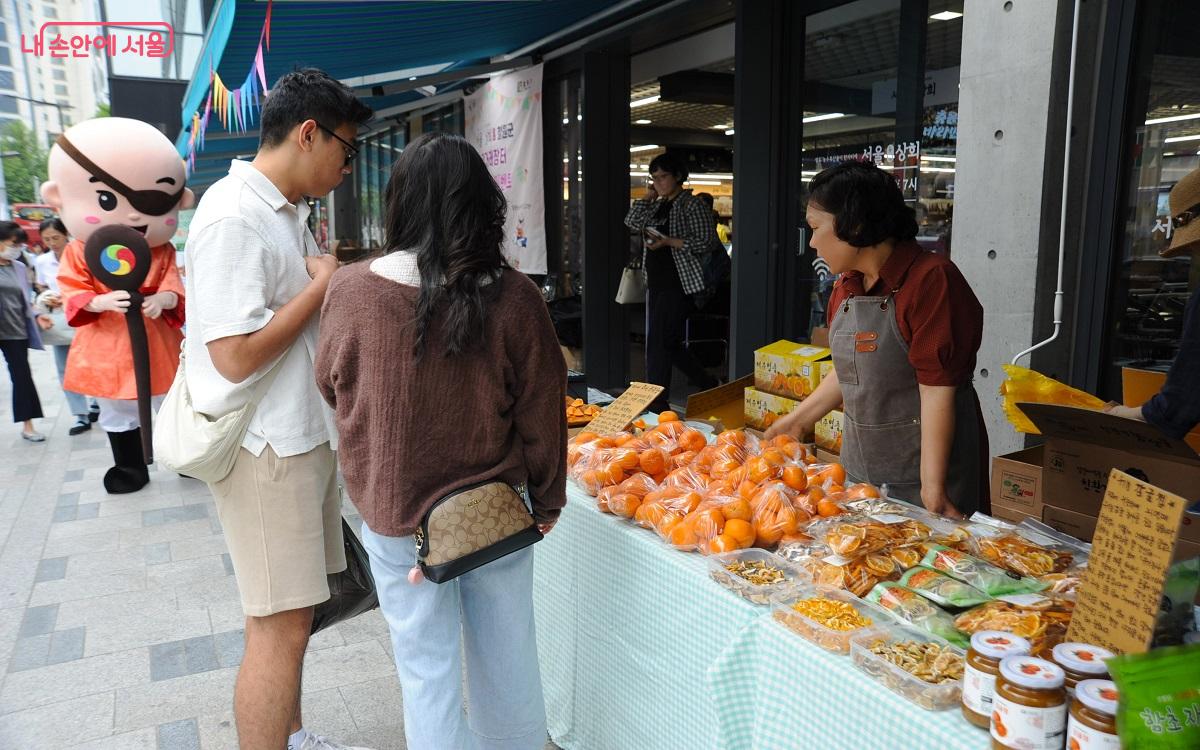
[1108,0,1198,380]
[798,0,964,335]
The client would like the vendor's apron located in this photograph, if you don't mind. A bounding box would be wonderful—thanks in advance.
[829,282,982,515]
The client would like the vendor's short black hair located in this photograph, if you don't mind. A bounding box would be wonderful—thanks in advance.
[259,67,373,150]
[649,152,688,183]
[0,221,20,242]
[807,161,918,246]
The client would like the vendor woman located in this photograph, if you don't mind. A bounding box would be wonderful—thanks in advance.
[766,161,986,518]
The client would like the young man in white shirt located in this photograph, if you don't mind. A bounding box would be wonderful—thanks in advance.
[185,68,372,750]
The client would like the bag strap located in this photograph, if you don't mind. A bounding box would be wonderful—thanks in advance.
[177,337,291,408]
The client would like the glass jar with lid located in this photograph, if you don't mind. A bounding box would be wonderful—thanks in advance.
[1051,642,1114,696]
[1067,679,1120,750]
[962,631,1032,729]
[991,656,1068,750]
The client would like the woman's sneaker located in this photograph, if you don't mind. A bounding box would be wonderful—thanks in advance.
[69,417,92,436]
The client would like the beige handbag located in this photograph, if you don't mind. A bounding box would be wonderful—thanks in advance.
[615,264,645,304]
[152,342,288,483]
[415,481,543,583]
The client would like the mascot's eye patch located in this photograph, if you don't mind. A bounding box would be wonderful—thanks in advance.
[57,133,184,217]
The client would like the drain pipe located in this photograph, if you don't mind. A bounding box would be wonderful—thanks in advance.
[1012,0,1082,366]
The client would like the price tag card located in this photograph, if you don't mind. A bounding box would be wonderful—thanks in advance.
[1066,469,1187,654]
[586,382,665,435]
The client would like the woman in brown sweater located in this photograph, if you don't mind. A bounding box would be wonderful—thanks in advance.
[315,132,566,750]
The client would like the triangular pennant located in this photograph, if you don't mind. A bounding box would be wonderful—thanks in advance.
[262,0,273,50]
[255,43,267,91]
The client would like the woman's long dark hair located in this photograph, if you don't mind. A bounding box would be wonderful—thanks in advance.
[382,132,508,358]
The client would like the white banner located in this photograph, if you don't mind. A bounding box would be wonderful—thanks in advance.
[464,64,546,274]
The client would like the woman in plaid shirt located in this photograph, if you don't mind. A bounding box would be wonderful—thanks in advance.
[624,152,719,412]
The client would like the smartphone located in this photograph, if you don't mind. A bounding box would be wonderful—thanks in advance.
[644,227,667,240]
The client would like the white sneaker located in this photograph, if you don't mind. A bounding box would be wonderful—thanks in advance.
[295,733,375,750]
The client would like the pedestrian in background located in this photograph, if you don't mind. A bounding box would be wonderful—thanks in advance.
[33,218,94,435]
[316,132,567,750]
[0,220,50,442]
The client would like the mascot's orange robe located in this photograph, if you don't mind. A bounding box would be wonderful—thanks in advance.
[57,238,184,399]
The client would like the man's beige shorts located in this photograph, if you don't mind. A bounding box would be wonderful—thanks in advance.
[210,442,347,617]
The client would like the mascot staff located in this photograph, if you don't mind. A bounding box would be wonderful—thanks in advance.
[41,118,192,494]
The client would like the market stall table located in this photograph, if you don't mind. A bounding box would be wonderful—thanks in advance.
[532,484,987,750]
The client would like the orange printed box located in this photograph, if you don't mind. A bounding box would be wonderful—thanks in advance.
[754,340,831,400]
[744,387,801,432]
[815,410,843,454]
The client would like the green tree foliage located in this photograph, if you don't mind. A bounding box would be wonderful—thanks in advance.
[1,122,50,204]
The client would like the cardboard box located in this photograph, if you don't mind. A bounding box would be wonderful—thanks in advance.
[684,375,752,432]
[820,361,835,382]
[815,447,840,465]
[990,446,1045,520]
[744,387,802,432]
[815,410,843,454]
[1122,367,1200,453]
[1042,504,1200,563]
[754,340,830,400]
[1019,403,1200,517]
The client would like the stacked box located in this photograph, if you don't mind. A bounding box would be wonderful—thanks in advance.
[815,410,844,454]
[744,387,801,432]
[754,340,831,400]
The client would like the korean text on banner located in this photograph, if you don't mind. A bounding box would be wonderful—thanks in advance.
[465,64,546,274]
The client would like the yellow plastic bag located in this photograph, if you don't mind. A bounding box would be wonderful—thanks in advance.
[1000,365,1106,434]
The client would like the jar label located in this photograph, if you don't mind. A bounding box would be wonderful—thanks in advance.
[1066,714,1120,750]
[991,693,1067,750]
[963,662,997,715]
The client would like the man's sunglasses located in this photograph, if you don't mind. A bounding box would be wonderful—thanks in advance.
[315,123,359,167]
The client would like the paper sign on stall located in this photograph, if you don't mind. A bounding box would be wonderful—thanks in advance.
[1066,469,1187,654]
[586,382,664,435]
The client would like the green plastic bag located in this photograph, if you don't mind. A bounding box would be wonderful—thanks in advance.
[900,566,991,608]
[1108,643,1200,749]
[920,544,1046,597]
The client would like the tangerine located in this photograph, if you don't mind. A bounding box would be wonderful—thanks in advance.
[609,493,641,518]
[721,497,753,522]
[717,430,747,447]
[638,448,667,475]
[724,518,755,548]
[846,482,881,500]
[615,449,640,471]
[678,429,707,453]
[659,410,680,423]
[667,519,698,548]
[707,533,739,554]
[817,498,843,517]
[781,465,808,491]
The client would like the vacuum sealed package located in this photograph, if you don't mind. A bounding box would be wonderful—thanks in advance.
[1153,558,1200,647]
[899,567,991,608]
[866,581,968,648]
[920,545,1046,597]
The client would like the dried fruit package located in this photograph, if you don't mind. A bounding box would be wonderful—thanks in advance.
[1107,643,1200,750]
[899,567,991,608]
[920,545,1046,597]
[953,595,1074,656]
[1000,364,1106,434]
[817,516,933,557]
[866,582,968,648]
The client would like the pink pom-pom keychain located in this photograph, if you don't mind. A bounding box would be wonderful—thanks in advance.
[407,565,425,585]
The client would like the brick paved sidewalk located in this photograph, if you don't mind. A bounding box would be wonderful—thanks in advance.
[0,349,410,749]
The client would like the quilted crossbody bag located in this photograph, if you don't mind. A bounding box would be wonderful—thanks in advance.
[415,480,543,583]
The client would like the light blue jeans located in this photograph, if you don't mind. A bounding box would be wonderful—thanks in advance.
[52,345,89,417]
[360,524,548,750]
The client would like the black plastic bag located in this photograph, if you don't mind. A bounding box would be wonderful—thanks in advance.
[311,519,379,634]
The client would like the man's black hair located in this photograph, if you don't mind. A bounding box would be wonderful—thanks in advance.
[807,161,918,246]
[259,67,373,149]
[649,152,689,184]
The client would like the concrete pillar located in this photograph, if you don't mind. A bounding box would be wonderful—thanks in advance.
[952,0,1062,456]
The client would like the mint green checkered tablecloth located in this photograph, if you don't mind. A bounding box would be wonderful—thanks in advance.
[533,484,988,750]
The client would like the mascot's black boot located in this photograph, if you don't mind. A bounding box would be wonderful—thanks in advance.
[104,428,150,494]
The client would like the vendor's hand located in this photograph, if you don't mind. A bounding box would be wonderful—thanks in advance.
[35,314,53,331]
[305,253,339,289]
[764,409,812,442]
[85,290,131,313]
[538,520,557,535]
[921,487,964,520]
[141,292,176,320]
[1104,403,1146,422]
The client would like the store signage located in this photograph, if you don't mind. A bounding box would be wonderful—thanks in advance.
[871,67,961,116]
[20,22,173,59]
[586,382,665,435]
[465,64,547,274]
[1066,469,1187,654]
